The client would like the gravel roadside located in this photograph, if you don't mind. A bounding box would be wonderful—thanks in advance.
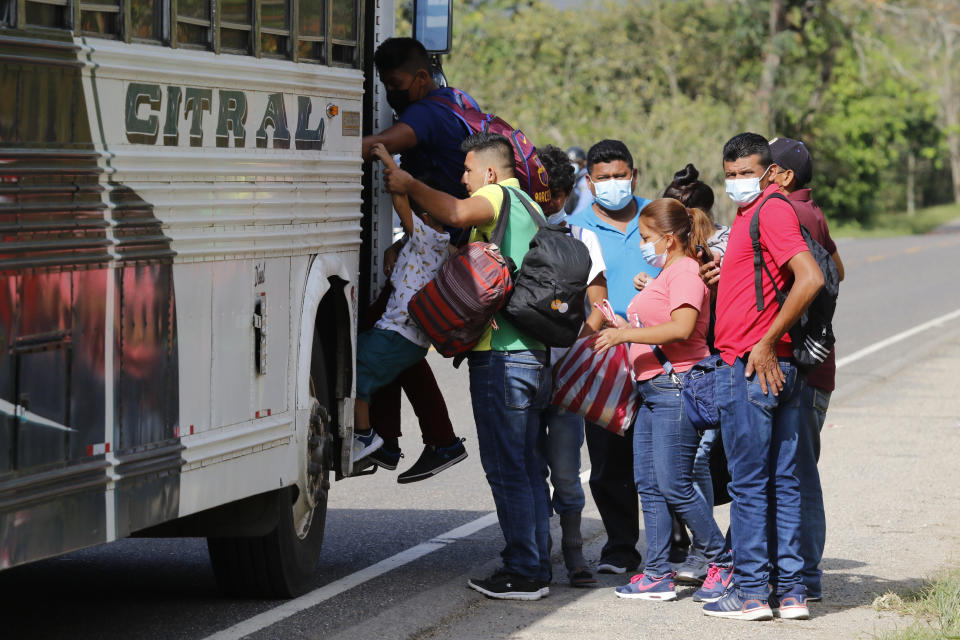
[326,323,960,640]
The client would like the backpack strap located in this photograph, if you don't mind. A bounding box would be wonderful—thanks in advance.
[749,192,793,312]
[483,185,511,247]
[424,92,492,136]
[501,185,546,230]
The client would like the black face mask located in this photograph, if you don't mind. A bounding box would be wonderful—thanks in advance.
[386,87,413,115]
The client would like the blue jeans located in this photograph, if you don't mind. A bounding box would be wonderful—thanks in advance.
[798,384,830,597]
[716,357,804,599]
[634,374,729,576]
[542,405,586,515]
[468,350,552,581]
[692,429,718,508]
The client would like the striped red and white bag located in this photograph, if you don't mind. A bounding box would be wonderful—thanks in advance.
[551,300,638,435]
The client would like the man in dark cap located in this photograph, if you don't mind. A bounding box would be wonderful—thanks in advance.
[769,136,845,603]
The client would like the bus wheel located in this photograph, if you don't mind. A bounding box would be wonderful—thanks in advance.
[207,397,330,597]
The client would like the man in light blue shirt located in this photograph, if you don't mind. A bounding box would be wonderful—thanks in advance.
[564,139,657,574]
[565,141,658,316]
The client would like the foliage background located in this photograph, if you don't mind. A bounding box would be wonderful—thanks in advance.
[397,0,960,226]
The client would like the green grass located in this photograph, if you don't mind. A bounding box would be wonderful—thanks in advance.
[832,202,960,238]
[873,568,960,640]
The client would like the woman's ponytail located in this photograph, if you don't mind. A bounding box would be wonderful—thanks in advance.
[685,207,715,266]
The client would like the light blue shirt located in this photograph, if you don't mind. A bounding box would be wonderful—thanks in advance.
[566,195,658,317]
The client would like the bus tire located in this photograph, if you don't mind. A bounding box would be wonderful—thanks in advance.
[207,398,330,598]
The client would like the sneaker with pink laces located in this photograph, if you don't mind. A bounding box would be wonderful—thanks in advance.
[693,563,733,603]
[614,572,677,601]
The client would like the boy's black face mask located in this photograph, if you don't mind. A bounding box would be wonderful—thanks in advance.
[386,87,412,115]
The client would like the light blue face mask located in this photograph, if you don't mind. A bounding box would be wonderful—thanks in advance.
[725,165,772,206]
[639,237,667,268]
[591,177,634,211]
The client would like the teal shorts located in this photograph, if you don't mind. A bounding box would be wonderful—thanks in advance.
[356,328,428,402]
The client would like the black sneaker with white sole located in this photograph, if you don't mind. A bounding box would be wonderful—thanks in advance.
[397,438,467,484]
[597,557,640,574]
[468,571,547,601]
[367,446,403,471]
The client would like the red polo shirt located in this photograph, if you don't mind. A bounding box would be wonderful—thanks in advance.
[788,188,837,391]
[714,183,809,365]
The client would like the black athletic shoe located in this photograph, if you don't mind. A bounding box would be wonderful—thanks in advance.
[597,555,640,574]
[368,446,403,471]
[397,438,467,484]
[468,571,546,601]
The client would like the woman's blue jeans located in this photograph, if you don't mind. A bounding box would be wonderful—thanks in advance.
[468,349,552,582]
[634,374,729,576]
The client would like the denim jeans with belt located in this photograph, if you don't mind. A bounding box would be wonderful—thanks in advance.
[797,383,830,598]
[716,356,805,599]
[542,405,586,516]
[634,374,730,577]
[468,349,552,581]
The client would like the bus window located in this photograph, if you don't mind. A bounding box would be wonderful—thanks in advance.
[297,0,323,62]
[260,0,289,57]
[23,0,69,29]
[130,0,162,41]
[1,0,14,26]
[220,0,251,53]
[176,0,212,47]
[79,0,121,37]
[329,0,358,67]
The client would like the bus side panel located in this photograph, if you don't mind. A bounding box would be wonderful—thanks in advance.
[0,33,112,564]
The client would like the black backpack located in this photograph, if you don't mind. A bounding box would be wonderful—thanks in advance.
[750,192,840,373]
[498,186,592,348]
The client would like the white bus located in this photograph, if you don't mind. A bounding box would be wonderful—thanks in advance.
[0,0,448,596]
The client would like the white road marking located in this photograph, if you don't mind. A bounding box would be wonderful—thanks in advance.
[204,469,594,639]
[836,307,960,369]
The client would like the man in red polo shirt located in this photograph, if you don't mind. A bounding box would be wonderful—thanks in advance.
[769,137,845,603]
[701,133,824,622]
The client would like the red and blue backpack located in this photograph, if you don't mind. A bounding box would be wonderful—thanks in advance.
[426,88,551,207]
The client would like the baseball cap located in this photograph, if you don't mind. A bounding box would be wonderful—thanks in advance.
[769,137,813,188]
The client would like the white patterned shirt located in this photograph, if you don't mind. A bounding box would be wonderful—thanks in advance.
[375,215,451,348]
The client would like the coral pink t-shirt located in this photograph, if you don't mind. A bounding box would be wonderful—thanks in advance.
[713,183,809,365]
[626,257,710,381]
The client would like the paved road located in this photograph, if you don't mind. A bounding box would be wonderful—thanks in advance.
[1,231,959,639]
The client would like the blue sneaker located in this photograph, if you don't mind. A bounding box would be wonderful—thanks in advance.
[351,429,383,463]
[770,585,810,620]
[693,563,734,603]
[702,589,773,621]
[614,572,677,601]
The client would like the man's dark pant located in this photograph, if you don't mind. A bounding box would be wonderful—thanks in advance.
[371,358,455,446]
[362,284,455,448]
[585,421,642,568]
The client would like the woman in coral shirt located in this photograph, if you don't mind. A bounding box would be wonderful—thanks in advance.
[594,198,731,602]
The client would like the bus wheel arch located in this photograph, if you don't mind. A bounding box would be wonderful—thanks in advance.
[206,257,355,598]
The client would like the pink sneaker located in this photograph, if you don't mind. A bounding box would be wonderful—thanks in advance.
[614,572,677,601]
[693,563,733,603]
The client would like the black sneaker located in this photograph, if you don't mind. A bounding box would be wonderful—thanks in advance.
[597,556,640,574]
[468,571,546,601]
[397,438,468,484]
[368,446,403,471]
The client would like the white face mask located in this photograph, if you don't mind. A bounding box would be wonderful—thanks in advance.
[725,165,771,206]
